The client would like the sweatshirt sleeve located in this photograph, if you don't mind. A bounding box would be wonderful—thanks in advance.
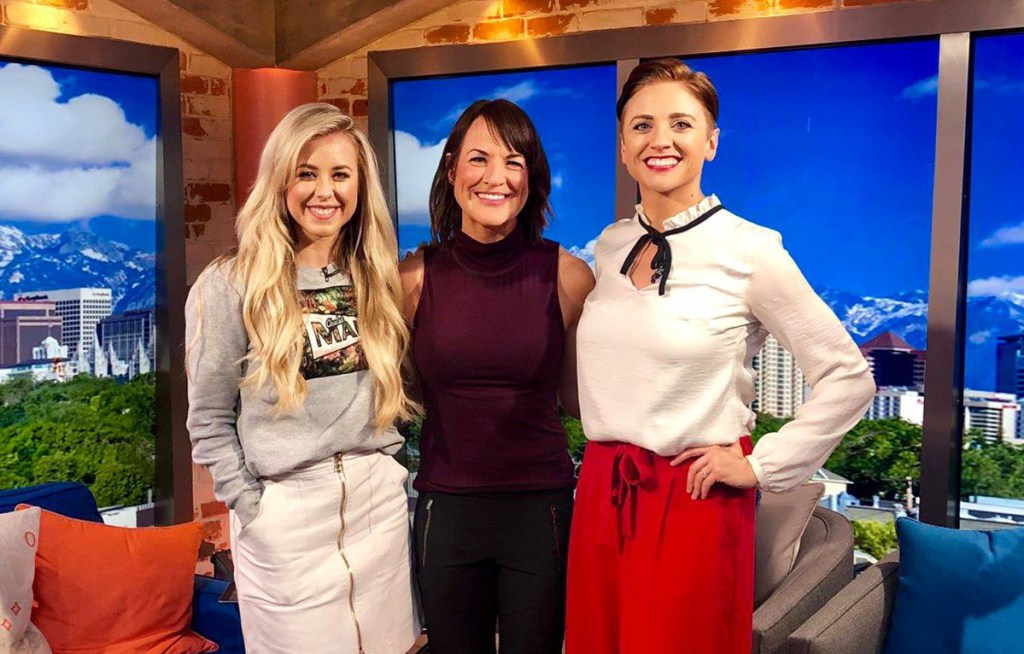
[744,231,876,492]
[185,265,262,526]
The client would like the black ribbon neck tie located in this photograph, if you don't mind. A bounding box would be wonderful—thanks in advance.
[620,204,724,296]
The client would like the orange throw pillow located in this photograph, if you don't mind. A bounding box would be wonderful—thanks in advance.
[18,505,218,654]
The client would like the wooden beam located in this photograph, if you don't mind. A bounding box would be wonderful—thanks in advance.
[112,0,274,67]
[278,0,458,70]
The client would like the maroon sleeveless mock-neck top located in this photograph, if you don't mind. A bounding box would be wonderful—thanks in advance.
[411,226,574,493]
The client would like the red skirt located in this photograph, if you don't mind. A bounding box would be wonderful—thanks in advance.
[565,438,756,654]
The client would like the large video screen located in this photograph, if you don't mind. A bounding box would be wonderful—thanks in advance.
[960,32,1024,528]
[0,59,158,520]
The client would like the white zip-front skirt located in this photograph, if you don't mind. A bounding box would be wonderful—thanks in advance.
[229,450,420,653]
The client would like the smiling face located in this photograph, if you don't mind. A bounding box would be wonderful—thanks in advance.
[450,117,529,241]
[620,81,719,206]
[285,131,360,251]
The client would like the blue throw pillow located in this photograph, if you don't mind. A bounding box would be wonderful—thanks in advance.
[192,575,246,653]
[0,482,102,522]
[883,518,1024,654]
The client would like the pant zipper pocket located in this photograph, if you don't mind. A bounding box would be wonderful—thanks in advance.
[421,497,434,568]
[550,504,562,572]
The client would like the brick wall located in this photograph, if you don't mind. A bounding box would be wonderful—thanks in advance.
[0,0,235,284]
[0,0,233,566]
[318,0,921,132]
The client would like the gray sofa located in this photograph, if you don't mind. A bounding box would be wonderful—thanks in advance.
[753,506,856,653]
[781,550,900,654]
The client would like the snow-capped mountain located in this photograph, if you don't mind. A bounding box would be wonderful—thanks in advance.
[0,225,154,313]
[816,285,1024,393]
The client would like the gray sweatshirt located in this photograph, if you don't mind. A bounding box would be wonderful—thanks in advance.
[185,260,402,527]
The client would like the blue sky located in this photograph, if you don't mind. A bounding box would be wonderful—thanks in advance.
[966,33,1024,298]
[694,40,940,297]
[392,64,617,258]
[0,58,158,252]
[46,64,158,138]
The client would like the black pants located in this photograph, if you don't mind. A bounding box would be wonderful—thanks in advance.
[413,488,573,654]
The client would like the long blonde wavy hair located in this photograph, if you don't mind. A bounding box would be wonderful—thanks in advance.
[196,103,417,431]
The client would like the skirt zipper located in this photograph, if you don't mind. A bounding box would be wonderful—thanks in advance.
[334,453,366,654]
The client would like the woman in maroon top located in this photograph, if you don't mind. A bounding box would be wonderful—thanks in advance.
[399,99,594,654]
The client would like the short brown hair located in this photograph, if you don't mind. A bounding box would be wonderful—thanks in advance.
[616,58,720,129]
[429,99,552,245]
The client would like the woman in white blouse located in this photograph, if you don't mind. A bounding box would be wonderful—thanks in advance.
[564,59,876,654]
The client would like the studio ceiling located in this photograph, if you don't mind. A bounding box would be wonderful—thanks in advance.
[111,0,458,68]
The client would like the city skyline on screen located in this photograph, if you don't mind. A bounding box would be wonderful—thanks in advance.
[0,57,160,509]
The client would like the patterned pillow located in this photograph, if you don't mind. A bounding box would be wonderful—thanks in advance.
[0,507,51,654]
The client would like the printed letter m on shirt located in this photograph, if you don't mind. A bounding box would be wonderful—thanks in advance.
[303,314,359,360]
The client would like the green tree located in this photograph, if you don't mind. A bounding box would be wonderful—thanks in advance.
[851,519,898,560]
[561,411,587,462]
[93,454,153,507]
[751,412,790,444]
[0,374,156,507]
[824,418,922,499]
[960,431,1024,500]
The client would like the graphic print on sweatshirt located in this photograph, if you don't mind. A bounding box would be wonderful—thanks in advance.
[299,285,368,380]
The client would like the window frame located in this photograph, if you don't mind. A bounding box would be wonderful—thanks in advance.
[0,26,190,525]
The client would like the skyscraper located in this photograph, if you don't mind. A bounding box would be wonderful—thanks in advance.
[14,289,112,362]
[866,388,924,425]
[0,300,62,366]
[97,309,155,379]
[860,332,925,391]
[995,334,1024,441]
[997,334,1024,398]
[964,390,1021,444]
[753,334,808,418]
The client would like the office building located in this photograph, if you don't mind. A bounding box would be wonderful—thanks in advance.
[15,288,112,361]
[0,300,62,366]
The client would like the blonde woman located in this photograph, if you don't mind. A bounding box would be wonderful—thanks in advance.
[186,103,420,653]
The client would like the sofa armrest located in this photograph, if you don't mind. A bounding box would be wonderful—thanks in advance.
[781,550,900,654]
[192,575,245,653]
[753,507,854,653]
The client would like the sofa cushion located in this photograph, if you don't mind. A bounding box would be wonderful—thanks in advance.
[191,576,243,654]
[0,507,51,654]
[883,518,1024,654]
[0,483,101,523]
[20,505,217,654]
[754,482,825,606]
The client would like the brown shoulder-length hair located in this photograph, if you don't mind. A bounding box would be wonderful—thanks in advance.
[616,58,720,129]
[429,99,552,245]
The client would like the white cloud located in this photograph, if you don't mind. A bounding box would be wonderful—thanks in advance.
[567,237,598,269]
[494,81,539,104]
[981,222,1024,247]
[394,131,446,225]
[969,330,992,345]
[552,173,564,190]
[0,63,155,221]
[438,81,546,127]
[900,74,938,100]
[967,275,1024,297]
